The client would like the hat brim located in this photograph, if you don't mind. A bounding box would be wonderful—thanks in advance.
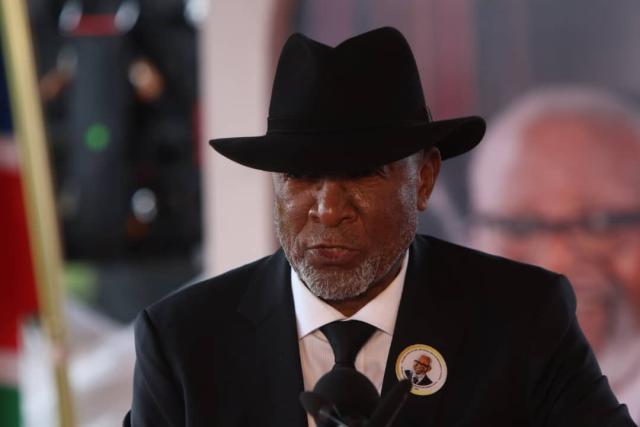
[209,116,485,174]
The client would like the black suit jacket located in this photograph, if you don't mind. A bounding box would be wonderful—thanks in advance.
[127,235,635,426]
[404,369,432,386]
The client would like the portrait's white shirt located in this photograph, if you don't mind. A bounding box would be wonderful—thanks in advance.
[410,372,428,384]
[290,252,408,427]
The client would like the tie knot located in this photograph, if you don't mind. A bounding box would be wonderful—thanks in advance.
[320,320,376,369]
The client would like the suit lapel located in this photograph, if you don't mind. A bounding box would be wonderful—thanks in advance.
[233,237,472,426]
[382,236,473,425]
[237,250,307,427]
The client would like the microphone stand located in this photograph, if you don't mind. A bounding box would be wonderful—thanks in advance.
[300,367,411,427]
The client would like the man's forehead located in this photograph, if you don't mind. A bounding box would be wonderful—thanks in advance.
[521,115,640,169]
[473,114,640,214]
[526,113,639,141]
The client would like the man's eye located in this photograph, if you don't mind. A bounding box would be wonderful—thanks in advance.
[283,172,316,181]
[349,167,384,178]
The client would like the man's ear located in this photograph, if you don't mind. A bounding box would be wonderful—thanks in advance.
[417,147,441,211]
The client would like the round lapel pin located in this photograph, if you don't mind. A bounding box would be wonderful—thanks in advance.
[395,344,447,396]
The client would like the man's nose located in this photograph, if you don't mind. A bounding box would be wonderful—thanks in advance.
[308,180,356,227]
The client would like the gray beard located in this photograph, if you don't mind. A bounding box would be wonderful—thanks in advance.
[292,249,387,301]
[275,221,415,301]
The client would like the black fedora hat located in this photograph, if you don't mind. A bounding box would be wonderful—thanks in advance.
[209,27,485,174]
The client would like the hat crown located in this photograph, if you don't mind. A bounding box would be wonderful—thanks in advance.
[268,27,430,131]
[209,27,486,173]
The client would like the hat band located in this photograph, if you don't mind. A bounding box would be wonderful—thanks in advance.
[266,117,431,134]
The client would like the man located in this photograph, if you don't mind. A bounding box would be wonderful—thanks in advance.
[126,29,635,426]
[469,87,640,421]
[405,355,433,386]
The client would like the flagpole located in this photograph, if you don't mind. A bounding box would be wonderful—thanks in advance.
[0,0,75,426]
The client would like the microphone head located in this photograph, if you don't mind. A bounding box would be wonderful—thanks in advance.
[313,366,380,424]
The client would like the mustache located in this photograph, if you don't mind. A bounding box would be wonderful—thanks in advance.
[301,230,362,249]
[273,217,362,248]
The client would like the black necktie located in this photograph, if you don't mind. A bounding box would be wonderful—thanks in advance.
[320,320,376,369]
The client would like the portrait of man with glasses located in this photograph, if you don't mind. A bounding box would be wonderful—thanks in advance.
[469,87,640,420]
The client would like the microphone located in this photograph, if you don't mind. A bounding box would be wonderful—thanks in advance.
[299,367,411,427]
[299,392,350,427]
[366,379,411,427]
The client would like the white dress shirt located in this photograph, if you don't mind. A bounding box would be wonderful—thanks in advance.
[290,253,409,427]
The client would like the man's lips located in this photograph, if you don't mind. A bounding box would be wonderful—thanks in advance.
[305,245,359,265]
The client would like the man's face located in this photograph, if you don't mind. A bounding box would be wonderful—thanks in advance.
[472,115,640,351]
[413,357,431,375]
[273,150,439,301]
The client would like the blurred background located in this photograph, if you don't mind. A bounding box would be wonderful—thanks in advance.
[1,0,639,425]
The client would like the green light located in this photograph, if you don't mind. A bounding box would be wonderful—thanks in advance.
[85,124,110,151]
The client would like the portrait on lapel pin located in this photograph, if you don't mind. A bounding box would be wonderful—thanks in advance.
[396,344,447,396]
[405,354,434,386]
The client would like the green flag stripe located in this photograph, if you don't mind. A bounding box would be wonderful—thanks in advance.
[0,385,20,427]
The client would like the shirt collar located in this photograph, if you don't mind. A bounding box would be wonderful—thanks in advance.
[290,251,409,339]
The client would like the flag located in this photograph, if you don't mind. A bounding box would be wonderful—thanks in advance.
[0,40,39,427]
